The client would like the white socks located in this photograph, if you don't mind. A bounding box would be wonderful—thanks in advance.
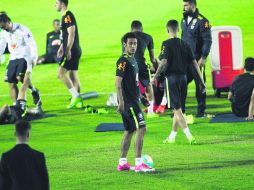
[168,131,177,140]
[119,158,143,166]
[161,96,167,106]
[183,127,192,139]
[119,158,127,165]
[69,87,79,98]
[135,158,143,166]
[148,101,154,113]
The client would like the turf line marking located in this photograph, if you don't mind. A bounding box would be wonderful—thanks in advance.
[0,90,215,97]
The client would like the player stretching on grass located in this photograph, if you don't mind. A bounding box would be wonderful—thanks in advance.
[123,21,158,118]
[55,0,83,109]
[152,20,205,144]
[116,32,154,172]
[0,12,42,108]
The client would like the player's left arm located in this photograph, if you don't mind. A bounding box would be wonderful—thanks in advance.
[247,89,254,120]
[22,26,38,70]
[148,36,157,68]
[66,25,75,60]
[198,18,212,67]
[152,42,169,82]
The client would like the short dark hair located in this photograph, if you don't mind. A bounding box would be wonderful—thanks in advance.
[0,12,11,23]
[53,19,60,24]
[166,20,179,33]
[59,0,68,6]
[15,120,31,137]
[183,0,197,6]
[131,20,142,29]
[244,57,254,72]
[122,32,137,44]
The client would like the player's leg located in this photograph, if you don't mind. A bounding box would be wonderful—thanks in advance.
[9,83,19,104]
[58,66,82,108]
[118,109,134,171]
[69,70,81,93]
[5,60,19,104]
[131,105,154,172]
[192,64,206,117]
[58,56,82,109]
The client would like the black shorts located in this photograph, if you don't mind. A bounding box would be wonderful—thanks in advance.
[5,58,27,83]
[43,53,61,64]
[166,74,187,110]
[59,53,81,71]
[121,102,146,132]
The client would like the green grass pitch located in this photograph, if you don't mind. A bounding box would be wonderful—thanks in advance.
[0,0,254,189]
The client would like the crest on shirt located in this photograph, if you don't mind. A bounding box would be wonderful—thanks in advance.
[64,15,72,24]
[118,62,126,72]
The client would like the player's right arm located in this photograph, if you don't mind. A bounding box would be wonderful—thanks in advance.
[57,44,64,58]
[247,89,254,120]
[115,58,127,113]
[0,32,7,56]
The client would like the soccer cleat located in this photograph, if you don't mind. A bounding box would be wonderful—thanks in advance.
[196,112,205,118]
[67,97,83,109]
[189,136,197,145]
[163,138,175,144]
[141,96,150,107]
[31,89,42,106]
[117,163,131,171]
[184,114,194,124]
[156,105,166,114]
[135,163,155,173]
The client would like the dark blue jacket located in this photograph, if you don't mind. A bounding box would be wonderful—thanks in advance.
[181,9,212,60]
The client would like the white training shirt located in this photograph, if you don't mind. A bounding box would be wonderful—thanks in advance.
[0,23,38,72]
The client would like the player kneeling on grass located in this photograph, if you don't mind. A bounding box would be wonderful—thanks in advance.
[152,20,205,145]
[0,12,42,108]
[228,57,254,120]
[116,32,154,173]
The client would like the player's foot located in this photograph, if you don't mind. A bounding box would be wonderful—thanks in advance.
[163,138,175,144]
[117,163,131,171]
[141,96,150,107]
[135,163,155,173]
[156,105,166,114]
[67,97,83,109]
[196,112,205,118]
[184,114,194,124]
[32,89,42,106]
[189,136,197,145]
[146,113,159,119]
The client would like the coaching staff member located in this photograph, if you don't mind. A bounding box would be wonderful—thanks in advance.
[181,0,212,117]
[0,121,49,190]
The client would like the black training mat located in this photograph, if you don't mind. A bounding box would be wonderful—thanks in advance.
[95,123,124,132]
[210,113,254,123]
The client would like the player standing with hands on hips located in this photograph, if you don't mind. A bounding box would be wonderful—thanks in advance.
[181,0,212,118]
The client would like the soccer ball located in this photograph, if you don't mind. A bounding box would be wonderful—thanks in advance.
[142,155,153,168]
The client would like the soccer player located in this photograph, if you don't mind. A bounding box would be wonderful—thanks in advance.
[116,32,154,172]
[181,0,212,117]
[152,20,205,144]
[123,21,158,118]
[37,19,62,64]
[228,58,254,120]
[55,0,83,108]
[0,12,42,108]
